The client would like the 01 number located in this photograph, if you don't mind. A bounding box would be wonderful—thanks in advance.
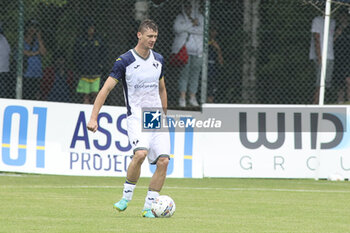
[2,105,47,168]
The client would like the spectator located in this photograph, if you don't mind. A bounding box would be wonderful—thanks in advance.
[74,18,106,104]
[0,21,11,99]
[333,9,350,103]
[207,25,224,103]
[23,19,46,100]
[134,0,149,22]
[309,15,335,104]
[171,0,204,107]
[40,50,74,102]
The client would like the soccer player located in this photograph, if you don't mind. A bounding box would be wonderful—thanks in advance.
[87,19,170,218]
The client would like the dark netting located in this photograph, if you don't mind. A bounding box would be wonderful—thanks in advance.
[1,0,350,106]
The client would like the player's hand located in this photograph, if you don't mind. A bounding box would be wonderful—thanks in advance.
[87,119,98,133]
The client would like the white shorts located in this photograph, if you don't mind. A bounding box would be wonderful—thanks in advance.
[127,116,170,164]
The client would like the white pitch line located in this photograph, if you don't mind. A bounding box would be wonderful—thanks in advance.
[0,173,28,177]
[1,185,349,193]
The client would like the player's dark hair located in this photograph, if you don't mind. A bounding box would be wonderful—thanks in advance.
[138,19,158,33]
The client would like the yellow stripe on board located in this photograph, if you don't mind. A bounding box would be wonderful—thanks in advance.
[2,144,27,149]
[36,146,45,150]
[170,154,175,158]
[184,155,192,160]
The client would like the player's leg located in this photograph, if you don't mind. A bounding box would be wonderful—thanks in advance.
[142,133,170,218]
[142,156,169,218]
[146,156,169,205]
[127,149,148,183]
[114,149,148,212]
[114,117,149,211]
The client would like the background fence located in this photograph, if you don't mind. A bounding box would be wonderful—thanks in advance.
[1,0,350,107]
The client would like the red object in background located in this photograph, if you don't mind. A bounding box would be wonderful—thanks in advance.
[169,46,189,67]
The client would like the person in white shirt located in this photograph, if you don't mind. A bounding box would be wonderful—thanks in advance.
[171,0,203,107]
[0,22,11,98]
[309,15,336,104]
[87,19,169,218]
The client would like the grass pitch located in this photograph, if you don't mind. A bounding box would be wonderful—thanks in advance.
[1,173,350,233]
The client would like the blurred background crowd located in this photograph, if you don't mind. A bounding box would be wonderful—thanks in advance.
[1,0,350,108]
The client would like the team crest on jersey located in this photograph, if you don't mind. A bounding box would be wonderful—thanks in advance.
[153,62,159,69]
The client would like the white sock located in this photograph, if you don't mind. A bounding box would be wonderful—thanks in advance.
[143,190,159,210]
[122,183,136,201]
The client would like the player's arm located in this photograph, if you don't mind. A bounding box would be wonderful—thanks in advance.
[87,76,118,132]
[159,77,167,115]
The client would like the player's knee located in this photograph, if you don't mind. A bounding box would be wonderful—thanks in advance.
[157,156,169,168]
[133,150,147,163]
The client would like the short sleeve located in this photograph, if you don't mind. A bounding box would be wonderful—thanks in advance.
[152,51,165,80]
[109,57,126,82]
[160,57,165,80]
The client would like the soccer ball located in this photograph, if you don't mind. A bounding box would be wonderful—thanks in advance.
[151,195,176,218]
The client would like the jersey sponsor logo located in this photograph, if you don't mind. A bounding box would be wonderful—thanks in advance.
[134,83,157,89]
[143,110,161,129]
[134,64,140,69]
